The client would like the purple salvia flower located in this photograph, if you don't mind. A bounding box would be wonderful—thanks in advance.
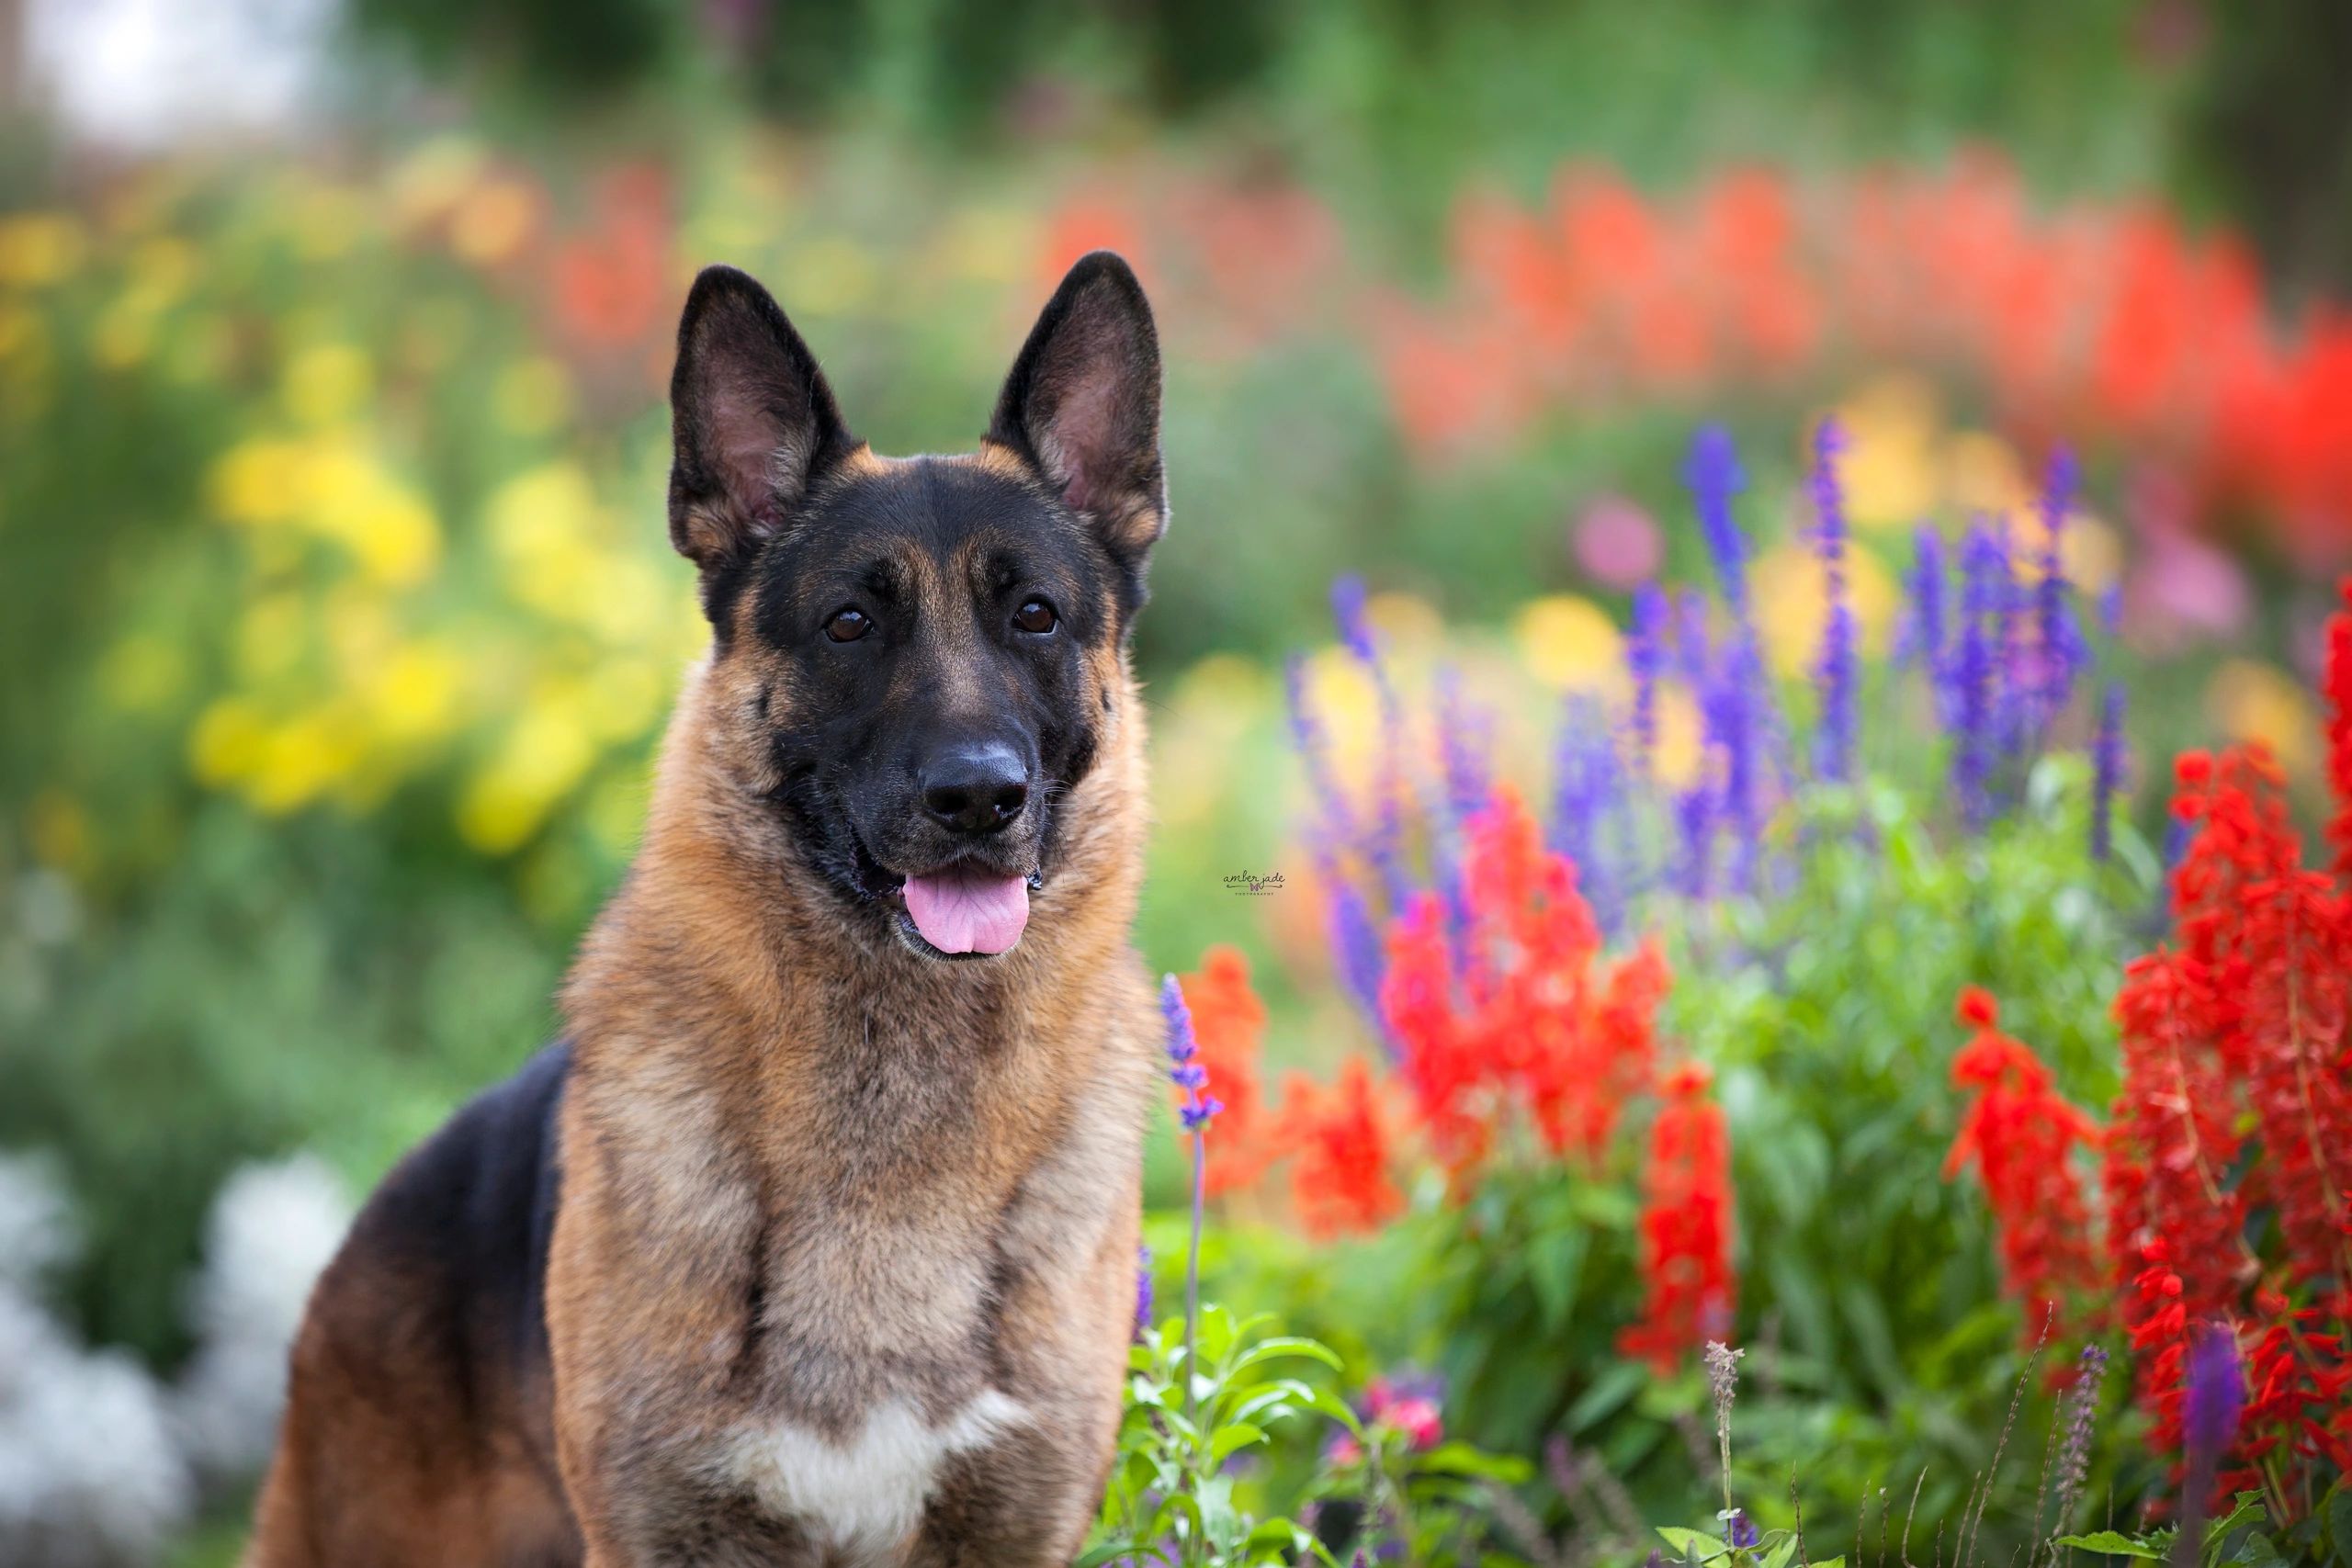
[1329,578,1414,911]
[1807,418,1859,784]
[1159,975,1221,1132]
[1902,525,1948,684]
[1989,514,2029,764]
[2091,682,2126,862]
[1950,520,2006,830]
[2046,1344,2108,1549]
[1331,574,1377,664]
[1325,871,1396,1056]
[1706,642,1767,892]
[1726,1512,1761,1551]
[1627,583,1668,773]
[1676,782,1716,901]
[1686,424,1751,615]
[1675,586,1713,688]
[2182,1321,2244,1462]
[1133,1245,1153,1338]
[2174,1322,2244,1568]
[1434,666,1494,827]
[2033,448,2086,727]
[1550,693,1624,939]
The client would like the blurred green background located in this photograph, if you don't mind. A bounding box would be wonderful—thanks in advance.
[2,0,2348,1561]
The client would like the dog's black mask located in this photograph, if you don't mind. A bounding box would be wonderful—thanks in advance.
[664,254,1165,960]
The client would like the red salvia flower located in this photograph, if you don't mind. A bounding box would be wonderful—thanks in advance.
[1377,786,1668,1179]
[2327,575,2352,878]
[1943,987,2104,1348]
[1178,946,1278,1198]
[1618,1061,1736,1373]
[1283,1057,1405,1240]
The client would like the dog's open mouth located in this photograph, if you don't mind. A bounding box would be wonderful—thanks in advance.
[845,829,1042,959]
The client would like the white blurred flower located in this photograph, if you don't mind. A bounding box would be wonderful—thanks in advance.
[172,1154,351,1484]
[0,1160,192,1567]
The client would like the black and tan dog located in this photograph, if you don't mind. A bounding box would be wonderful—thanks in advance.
[247,253,1168,1566]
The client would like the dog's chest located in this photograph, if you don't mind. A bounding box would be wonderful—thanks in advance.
[712,1389,1030,1558]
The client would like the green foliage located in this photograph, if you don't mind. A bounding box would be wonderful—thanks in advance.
[1093,1304,1352,1568]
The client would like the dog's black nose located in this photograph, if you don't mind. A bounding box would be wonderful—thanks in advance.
[919,743,1029,835]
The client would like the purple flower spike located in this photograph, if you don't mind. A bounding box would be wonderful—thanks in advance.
[2183,1321,2244,1463]
[1134,1245,1153,1337]
[1628,584,1668,772]
[2091,682,2126,862]
[1950,520,2006,830]
[1675,783,1716,901]
[1807,418,1859,784]
[2034,448,2086,726]
[1331,574,1376,665]
[1326,871,1394,1054]
[1551,694,1624,938]
[1685,424,1751,615]
[1903,526,1948,682]
[1726,1511,1761,1551]
[1159,976,1220,1132]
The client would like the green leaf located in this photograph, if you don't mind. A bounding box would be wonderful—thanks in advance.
[1073,1545,1135,1568]
[2327,1484,2352,1568]
[2055,1533,2166,1559]
[1564,1360,1646,1434]
[1207,1421,1267,1465]
[1761,1536,1798,1568]
[1415,1440,1532,1483]
[1661,1528,1731,1562]
[1227,1336,1344,1374]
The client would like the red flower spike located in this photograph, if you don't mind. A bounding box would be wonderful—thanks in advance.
[1943,988,2104,1348]
[1618,1061,1736,1372]
[1375,787,1669,1180]
[1282,1057,1405,1239]
[1176,946,1277,1198]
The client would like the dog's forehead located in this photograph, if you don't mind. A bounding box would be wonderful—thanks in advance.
[784,453,1078,571]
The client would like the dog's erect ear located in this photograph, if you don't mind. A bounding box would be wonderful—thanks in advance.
[667,265,855,574]
[987,252,1166,588]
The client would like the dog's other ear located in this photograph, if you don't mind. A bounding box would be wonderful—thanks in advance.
[987,252,1166,597]
[668,265,855,576]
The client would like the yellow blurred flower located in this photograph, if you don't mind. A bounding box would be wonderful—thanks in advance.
[1653,682,1704,791]
[1943,430,2033,517]
[282,342,374,426]
[2205,660,2316,777]
[1832,374,1941,530]
[492,356,575,437]
[189,697,271,786]
[0,213,88,288]
[389,137,488,230]
[456,698,597,853]
[207,437,308,525]
[246,707,365,814]
[364,642,465,746]
[1751,538,1899,678]
[1153,653,1273,828]
[1514,594,1625,695]
[449,178,540,268]
[1302,647,1384,783]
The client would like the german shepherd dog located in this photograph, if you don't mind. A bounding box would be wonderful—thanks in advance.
[247,253,1167,1566]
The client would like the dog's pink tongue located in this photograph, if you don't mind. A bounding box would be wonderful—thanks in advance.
[902,869,1031,954]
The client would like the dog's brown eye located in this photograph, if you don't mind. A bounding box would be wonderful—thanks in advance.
[824,608,871,643]
[1013,599,1057,635]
